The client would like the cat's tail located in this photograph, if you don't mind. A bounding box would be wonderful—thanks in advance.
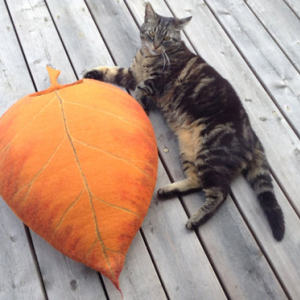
[243,140,285,241]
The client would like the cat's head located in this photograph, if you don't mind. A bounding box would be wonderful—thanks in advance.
[140,3,192,55]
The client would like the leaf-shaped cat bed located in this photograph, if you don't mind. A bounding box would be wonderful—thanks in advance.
[0,66,158,291]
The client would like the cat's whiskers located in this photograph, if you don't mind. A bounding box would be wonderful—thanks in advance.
[161,53,166,71]
[161,52,170,72]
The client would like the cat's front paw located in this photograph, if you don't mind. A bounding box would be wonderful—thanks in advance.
[135,87,150,114]
[83,69,104,80]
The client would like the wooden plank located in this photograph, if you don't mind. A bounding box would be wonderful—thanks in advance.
[0,2,34,114]
[57,0,227,298]
[0,2,47,299]
[6,0,75,91]
[232,176,300,299]
[85,0,140,68]
[102,231,167,300]
[244,0,300,72]
[31,231,107,300]
[284,0,300,18]
[46,0,114,75]
[5,1,108,299]
[129,0,300,299]
[204,0,300,136]
[92,1,288,299]
[45,1,168,299]
[0,200,46,300]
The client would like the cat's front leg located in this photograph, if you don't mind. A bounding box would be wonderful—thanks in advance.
[136,79,157,98]
[134,77,159,113]
[134,82,154,114]
[83,66,137,90]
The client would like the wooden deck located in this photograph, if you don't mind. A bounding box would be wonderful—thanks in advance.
[1,0,300,299]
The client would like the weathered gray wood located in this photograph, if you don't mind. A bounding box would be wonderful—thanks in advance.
[85,0,140,68]
[284,0,300,18]
[6,0,75,91]
[46,0,114,75]
[244,0,300,72]
[0,200,46,300]
[102,231,168,300]
[31,231,107,300]
[0,1,34,115]
[0,2,46,299]
[232,176,300,299]
[94,1,288,299]
[5,0,108,299]
[205,0,300,136]
[182,193,289,300]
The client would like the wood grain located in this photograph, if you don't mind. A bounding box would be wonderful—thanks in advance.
[0,2,46,299]
[1,0,300,299]
[245,0,300,72]
[205,0,300,136]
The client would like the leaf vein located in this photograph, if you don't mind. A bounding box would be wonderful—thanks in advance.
[74,139,155,182]
[51,188,85,238]
[62,99,153,141]
[56,91,116,281]
[84,239,125,262]
[0,96,57,156]
[93,193,142,219]
[13,138,66,206]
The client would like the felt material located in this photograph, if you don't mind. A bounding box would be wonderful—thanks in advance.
[0,66,158,291]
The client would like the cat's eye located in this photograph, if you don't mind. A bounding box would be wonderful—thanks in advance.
[149,31,155,37]
[164,36,171,41]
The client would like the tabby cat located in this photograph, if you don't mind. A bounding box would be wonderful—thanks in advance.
[84,3,285,240]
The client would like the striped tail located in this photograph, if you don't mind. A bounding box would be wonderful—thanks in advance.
[243,141,285,241]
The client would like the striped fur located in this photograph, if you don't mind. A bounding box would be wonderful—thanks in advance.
[84,3,285,241]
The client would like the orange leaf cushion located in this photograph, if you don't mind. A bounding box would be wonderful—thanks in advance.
[0,66,158,291]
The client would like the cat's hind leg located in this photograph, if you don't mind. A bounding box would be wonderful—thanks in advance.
[83,66,137,90]
[158,131,202,197]
[186,157,233,229]
[157,154,201,197]
[157,177,200,198]
[186,185,229,229]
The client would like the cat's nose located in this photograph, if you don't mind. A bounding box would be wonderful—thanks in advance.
[154,41,161,49]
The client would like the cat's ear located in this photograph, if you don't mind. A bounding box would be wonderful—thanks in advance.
[145,2,158,22]
[174,16,192,31]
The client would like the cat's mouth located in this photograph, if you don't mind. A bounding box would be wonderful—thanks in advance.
[149,47,162,56]
[143,41,163,56]
[142,42,170,71]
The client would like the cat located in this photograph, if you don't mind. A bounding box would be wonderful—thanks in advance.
[84,2,285,241]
